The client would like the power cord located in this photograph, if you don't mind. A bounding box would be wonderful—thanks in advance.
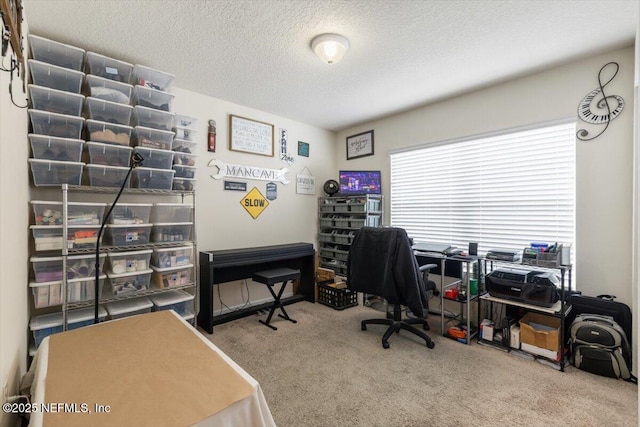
[215,280,253,316]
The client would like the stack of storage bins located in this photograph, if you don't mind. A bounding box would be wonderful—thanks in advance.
[150,203,194,289]
[27,35,86,186]
[130,65,176,190]
[29,307,107,350]
[83,51,135,188]
[171,114,198,191]
[103,203,154,295]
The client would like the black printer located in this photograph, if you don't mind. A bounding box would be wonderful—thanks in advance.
[485,267,561,307]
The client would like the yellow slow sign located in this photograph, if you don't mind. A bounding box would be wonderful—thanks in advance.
[241,187,269,219]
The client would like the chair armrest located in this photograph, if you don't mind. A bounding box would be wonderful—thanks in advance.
[419,263,438,273]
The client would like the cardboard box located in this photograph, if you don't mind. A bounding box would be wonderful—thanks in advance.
[518,312,560,359]
[480,319,494,341]
[316,267,335,282]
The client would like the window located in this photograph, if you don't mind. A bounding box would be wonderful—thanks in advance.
[390,121,575,268]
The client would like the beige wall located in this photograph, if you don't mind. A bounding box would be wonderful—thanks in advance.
[0,48,30,427]
[336,46,636,311]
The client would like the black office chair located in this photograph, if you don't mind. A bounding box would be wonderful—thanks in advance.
[347,226,436,349]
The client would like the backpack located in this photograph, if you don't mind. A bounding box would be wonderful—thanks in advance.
[569,314,633,381]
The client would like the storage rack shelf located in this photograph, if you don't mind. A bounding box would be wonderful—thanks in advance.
[67,240,195,254]
[317,194,383,276]
[478,258,572,371]
[66,281,196,309]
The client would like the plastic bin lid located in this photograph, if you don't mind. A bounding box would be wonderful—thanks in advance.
[30,225,63,230]
[67,253,107,261]
[85,164,129,171]
[29,279,62,288]
[30,200,106,207]
[173,164,197,170]
[150,263,193,273]
[30,255,64,262]
[153,222,193,226]
[106,296,152,316]
[28,108,86,122]
[30,306,107,330]
[107,249,153,257]
[86,96,134,111]
[106,268,153,279]
[105,223,153,229]
[133,146,174,155]
[86,51,133,67]
[134,104,175,116]
[152,244,193,253]
[134,84,176,98]
[85,73,133,88]
[68,274,106,284]
[133,125,175,137]
[182,311,195,321]
[85,118,133,131]
[110,202,153,207]
[28,34,85,54]
[86,141,133,151]
[68,224,101,230]
[28,158,85,167]
[28,134,84,145]
[153,203,194,208]
[149,290,194,306]
[134,167,175,174]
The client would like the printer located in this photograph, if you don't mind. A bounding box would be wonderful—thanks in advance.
[485,267,561,307]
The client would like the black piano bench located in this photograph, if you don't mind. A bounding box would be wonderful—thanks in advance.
[252,268,300,330]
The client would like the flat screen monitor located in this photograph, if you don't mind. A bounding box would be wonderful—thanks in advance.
[339,170,381,195]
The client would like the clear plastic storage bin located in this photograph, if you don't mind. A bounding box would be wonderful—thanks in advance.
[149,290,194,315]
[107,269,153,296]
[85,51,133,83]
[85,74,133,105]
[172,126,197,141]
[131,167,175,190]
[30,225,63,251]
[133,126,174,150]
[108,203,152,225]
[105,296,152,320]
[133,146,174,170]
[30,200,106,226]
[150,204,193,223]
[151,222,193,243]
[30,281,62,308]
[85,97,133,126]
[172,152,197,167]
[28,34,85,71]
[172,165,196,179]
[67,253,107,279]
[86,142,132,167]
[67,224,103,249]
[107,249,152,275]
[132,85,174,112]
[28,159,84,186]
[132,64,175,92]
[85,119,133,146]
[28,85,84,116]
[66,275,105,304]
[85,164,131,188]
[29,134,83,162]
[30,253,106,284]
[172,177,196,191]
[28,59,84,93]
[172,138,197,154]
[172,114,197,128]
[104,224,152,246]
[29,109,84,139]
[30,306,107,348]
[151,245,193,269]
[132,105,173,131]
[151,264,193,289]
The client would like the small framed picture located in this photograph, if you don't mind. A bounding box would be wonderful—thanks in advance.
[346,130,374,160]
[298,141,309,157]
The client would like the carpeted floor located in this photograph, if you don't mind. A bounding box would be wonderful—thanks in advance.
[203,301,637,427]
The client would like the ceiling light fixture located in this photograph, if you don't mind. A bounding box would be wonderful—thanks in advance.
[311,33,349,65]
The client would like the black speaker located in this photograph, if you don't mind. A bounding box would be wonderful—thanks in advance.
[323,179,339,196]
[469,242,478,256]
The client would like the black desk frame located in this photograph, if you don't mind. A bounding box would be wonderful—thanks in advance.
[198,243,315,334]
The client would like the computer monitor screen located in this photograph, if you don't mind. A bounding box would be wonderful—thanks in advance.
[338,170,381,195]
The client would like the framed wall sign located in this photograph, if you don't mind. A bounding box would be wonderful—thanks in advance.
[229,114,275,157]
[298,141,309,157]
[346,130,374,160]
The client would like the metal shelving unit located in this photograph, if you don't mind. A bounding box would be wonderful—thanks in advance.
[478,258,572,371]
[317,194,383,276]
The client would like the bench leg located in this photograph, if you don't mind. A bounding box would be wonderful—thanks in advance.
[259,280,297,330]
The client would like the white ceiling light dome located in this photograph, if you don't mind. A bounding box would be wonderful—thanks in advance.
[311,33,350,65]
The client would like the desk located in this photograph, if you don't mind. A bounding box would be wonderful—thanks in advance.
[198,243,315,334]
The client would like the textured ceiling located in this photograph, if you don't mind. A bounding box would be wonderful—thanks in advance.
[24,0,638,132]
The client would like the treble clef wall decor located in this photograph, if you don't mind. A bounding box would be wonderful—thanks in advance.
[576,62,624,141]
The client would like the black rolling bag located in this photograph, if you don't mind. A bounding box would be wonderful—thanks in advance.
[566,294,633,349]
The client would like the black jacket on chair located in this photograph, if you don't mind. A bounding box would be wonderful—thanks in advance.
[347,227,428,317]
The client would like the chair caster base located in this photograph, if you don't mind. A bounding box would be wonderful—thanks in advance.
[427,341,435,349]
[382,341,390,349]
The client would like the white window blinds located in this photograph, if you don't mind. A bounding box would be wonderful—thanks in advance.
[389,122,575,258]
